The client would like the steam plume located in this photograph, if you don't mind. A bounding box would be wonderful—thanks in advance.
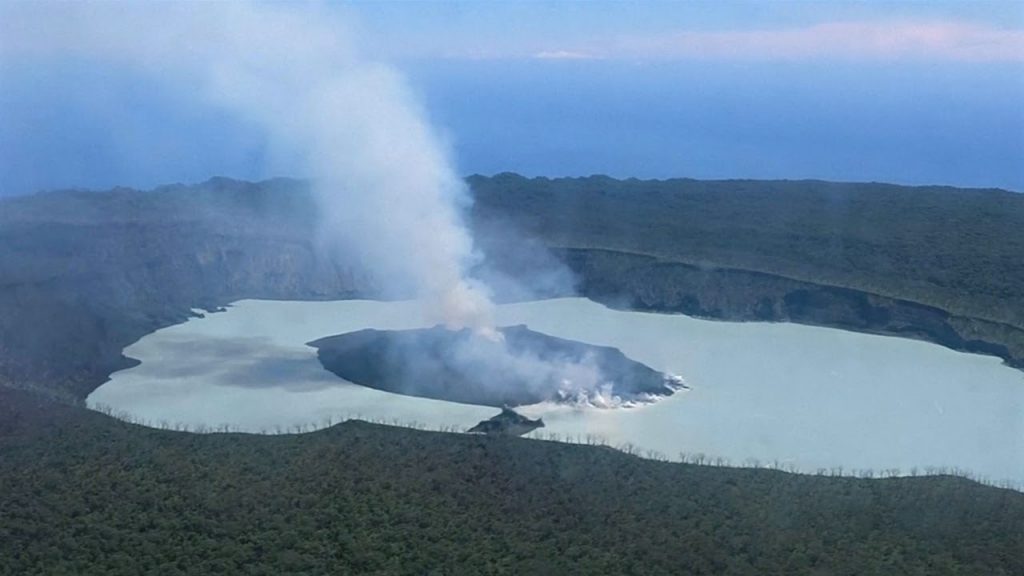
[3,3,648,405]
[3,2,494,330]
[194,4,497,331]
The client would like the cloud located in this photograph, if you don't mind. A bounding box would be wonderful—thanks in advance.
[363,19,1022,64]
[614,20,1024,63]
[532,50,600,61]
[5,5,1019,65]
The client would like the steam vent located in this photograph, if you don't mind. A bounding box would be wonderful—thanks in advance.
[308,325,683,408]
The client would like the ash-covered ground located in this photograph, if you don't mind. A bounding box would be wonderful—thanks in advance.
[309,324,684,408]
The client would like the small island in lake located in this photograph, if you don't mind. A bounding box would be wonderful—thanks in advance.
[308,324,684,408]
[468,408,545,436]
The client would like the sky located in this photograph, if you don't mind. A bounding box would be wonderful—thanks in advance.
[1,1,1022,196]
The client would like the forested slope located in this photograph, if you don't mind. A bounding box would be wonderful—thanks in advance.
[471,174,1024,367]
[2,388,1022,576]
[470,173,1024,325]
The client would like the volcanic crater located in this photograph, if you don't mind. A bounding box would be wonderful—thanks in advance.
[308,324,684,408]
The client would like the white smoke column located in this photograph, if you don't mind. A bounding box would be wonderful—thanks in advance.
[3,3,677,408]
[196,4,496,331]
[1,2,495,331]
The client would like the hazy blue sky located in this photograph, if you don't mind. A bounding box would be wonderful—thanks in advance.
[1,1,1022,196]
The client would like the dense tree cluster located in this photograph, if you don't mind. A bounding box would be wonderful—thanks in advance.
[2,389,1022,575]
[470,173,1024,330]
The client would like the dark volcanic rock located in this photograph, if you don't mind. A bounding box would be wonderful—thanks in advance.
[308,325,681,408]
[468,408,545,436]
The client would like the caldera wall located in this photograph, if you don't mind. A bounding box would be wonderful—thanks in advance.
[557,248,1024,368]
[3,175,1023,405]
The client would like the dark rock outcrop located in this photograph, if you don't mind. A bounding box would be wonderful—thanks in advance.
[467,408,545,436]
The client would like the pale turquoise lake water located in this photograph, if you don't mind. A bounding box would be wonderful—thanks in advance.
[88,297,1024,485]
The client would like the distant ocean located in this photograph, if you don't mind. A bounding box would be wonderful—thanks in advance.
[414,60,1024,192]
[1,59,1021,196]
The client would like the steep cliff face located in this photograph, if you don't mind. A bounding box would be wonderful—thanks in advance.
[557,249,1024,368]
[0,180,371,400]
[469,173,1024,331]
[0,238,366,400]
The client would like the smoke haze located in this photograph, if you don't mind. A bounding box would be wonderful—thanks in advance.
[2,2,619,399]
[195,4,497,331]
[2,3,495,329]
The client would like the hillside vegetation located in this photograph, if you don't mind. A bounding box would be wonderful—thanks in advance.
[471,173,1024,326]
[2,388,1022,575]
[471,173,1024,366]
